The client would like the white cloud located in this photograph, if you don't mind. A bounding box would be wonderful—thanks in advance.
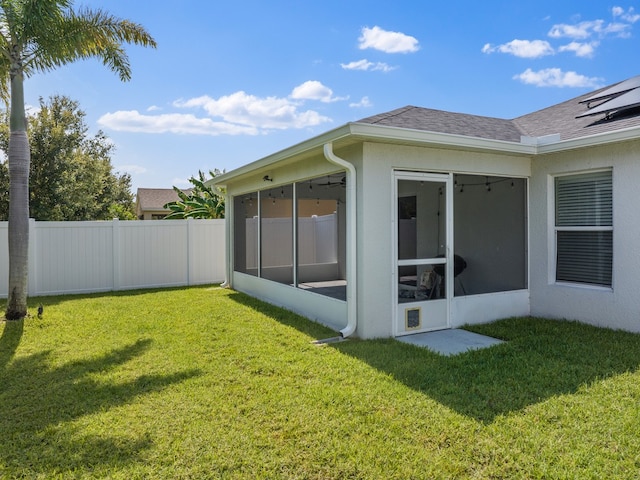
[175,89,334,128]
[485,6,639,64]
[146,105,161,112]
[349,96,372,108]
[558,41,599,58]
[289,80,347,103]
[172,177,191,187]
[548,20,604,39]
[613,6,640,23]
[605,22,634,37]
[25,103,40,115]
[99,79,344,136]
[358,26,420,53]
[99,84,337,136]
[341,59,396,72]
[548,9,638,40]
[513,68,604,88]
[482,39,554,58]
[98,110,261,135]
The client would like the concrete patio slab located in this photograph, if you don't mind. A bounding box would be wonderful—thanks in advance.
[396,328,504,356]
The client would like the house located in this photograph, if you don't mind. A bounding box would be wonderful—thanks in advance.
[135,188,191,220]
[212,75,640,339]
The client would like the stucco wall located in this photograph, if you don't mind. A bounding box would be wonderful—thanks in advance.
[225,145,358,334]
[356,142,531,338]
[529,139,640,332]
[223,140,534,339]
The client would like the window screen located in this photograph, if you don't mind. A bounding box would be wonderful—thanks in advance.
[555,171,612,287]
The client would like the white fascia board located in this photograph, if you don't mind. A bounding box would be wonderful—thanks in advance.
[536,124,640,154]
[348,123,536,155]
[211,122,537,187]
[210,125,353,187]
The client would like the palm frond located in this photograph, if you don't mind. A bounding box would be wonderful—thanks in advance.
[22,5,156,80]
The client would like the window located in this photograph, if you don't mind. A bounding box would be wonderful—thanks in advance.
[555,171,612,287]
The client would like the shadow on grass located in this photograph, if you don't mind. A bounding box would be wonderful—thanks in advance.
[0,319,23,370]
[0,331,201,476]
[227,290,339,340]
[332,317,640,423]
[0,284,222,317]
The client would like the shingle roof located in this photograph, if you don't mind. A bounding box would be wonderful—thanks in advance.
[513,86,640,141]
[357,106,523,142]
[136,188,191,211]
[356,77,640,144]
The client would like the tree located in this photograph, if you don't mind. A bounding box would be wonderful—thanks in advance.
[0,158,7,217]
[164,170,225,219]
[0,95,135,221]
[2,0,156,320]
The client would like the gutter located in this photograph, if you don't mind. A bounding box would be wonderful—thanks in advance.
[323,142,357,338]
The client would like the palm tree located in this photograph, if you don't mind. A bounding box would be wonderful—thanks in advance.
[2,0,156,319]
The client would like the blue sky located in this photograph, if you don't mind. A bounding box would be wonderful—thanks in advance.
[23,1,640,192]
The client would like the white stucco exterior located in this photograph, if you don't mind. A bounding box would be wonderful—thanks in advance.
[353,142,531,338]
[213,98,640,339]
[529,138,640,332]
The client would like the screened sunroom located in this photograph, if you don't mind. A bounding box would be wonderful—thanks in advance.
[216,128,532,339]
[214,77,640,338]
[232,172,347,299]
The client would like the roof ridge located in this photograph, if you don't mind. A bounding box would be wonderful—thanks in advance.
[509,118,529,138]
[364,105,417,125]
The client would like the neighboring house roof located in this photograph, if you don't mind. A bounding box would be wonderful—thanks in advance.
[135,188,192,216]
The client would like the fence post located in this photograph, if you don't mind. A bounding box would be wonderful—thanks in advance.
[112,218,120,290]
[187,217,193,285]
[27,218,37,296]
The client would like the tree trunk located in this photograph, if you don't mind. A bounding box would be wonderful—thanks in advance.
[5,67,29,320]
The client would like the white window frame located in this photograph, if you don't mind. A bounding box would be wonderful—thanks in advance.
[552,169,613,289]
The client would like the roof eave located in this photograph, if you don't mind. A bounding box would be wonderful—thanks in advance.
[211,123,536,186]
[210,124,353,187]
[537,124,640,154]
[211,119,640,188]
[348,122,535,155]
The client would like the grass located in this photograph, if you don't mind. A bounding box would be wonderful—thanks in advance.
[1,286,640,478]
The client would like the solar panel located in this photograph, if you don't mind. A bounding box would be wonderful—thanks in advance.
[576,87,640,118]
[580,75,640,105]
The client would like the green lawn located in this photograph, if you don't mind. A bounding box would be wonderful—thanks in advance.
[1,286,640,479]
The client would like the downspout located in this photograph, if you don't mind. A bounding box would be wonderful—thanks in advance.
[323,142,357,338]
[220,190,231,288]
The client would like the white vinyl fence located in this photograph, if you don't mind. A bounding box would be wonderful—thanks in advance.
[245,213,338,269]
[0,219,226,298]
